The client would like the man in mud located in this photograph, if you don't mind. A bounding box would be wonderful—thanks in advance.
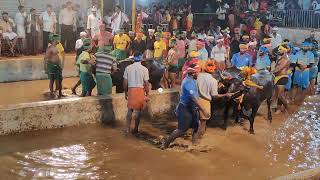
[161,64,207,149]
[123,52,149,135]
[44,34,65,98]
[273,45,291,114]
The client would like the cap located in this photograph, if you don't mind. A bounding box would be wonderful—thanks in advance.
[239,43,248,49]
[91,6,97,12]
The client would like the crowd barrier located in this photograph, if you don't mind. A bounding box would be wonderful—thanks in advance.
[270,10,320,29]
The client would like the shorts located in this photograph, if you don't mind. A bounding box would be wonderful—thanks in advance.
[293,69,310,89]
[285,73,292,91]
[176,103,199,133]
[177,58,186,71]
[310,66,318,80]
[47,62,63,81]
[275,76,289,86]
[80,71,96,96]
[168,65,179,73]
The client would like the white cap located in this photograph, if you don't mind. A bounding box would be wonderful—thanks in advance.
[248,41,257,46]
[272,26,279,31]
[91,6,97,12]
[80,31,87,37]
[148,29,155,33]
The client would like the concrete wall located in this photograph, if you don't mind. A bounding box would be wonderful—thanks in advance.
[0,90,179,135]
[278,28,320,45]
[0,55,78,83]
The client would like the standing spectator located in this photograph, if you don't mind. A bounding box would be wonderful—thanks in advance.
[59,1,76,53]
[276,0,286,11]
[153,32,167,61]
[87,0,102,19]
[112,28,131,60]
[75,4,86,40]
[15,5,26,54]
[26,8,40,55]
[146,29,155,59]
[186,8,193,32]
[302,0,312,10]
[111,6,129,34]
[104,11,113,26]
[40,5,57,52]
[130,32,146,56]
[87,7,102,38]
[211,38,228,71]
[216,3,227,29]
[249,0,259,11]
[0,12,18,56]
[153,8,163,29]
[271,27,282,49]
[197,40,208,62]
[260,0,269,13]
[164,39,179,88]
[228,9,235,32]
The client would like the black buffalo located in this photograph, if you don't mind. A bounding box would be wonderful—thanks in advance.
[111,59,165,93]
[212,68,274,134]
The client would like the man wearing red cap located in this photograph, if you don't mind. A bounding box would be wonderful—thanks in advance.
[197,40,208,62]
[162,64,206,149]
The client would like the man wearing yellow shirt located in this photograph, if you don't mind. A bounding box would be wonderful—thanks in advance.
[112,28,131,60]
[153,32,167,62]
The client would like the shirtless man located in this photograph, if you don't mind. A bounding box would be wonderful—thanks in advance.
[44,34,64,98]
[273,45,290,114]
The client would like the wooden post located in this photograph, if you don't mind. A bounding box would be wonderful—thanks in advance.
[132,0,136,32]
[100,0,104,17]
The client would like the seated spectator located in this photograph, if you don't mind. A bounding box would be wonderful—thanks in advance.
[249,0,259,12]
[0,12,18,56]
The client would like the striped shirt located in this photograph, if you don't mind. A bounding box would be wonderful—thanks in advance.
[95,53,117,74]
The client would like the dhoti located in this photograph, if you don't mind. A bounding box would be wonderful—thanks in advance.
[127,87,146,110]
[198,98,211,120]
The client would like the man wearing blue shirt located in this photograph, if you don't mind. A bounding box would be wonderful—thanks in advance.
[231,44,253,69]
[162,64,206,149]
[255,46,271,71]
[309,43,319,95]
[292,42,315,102]
[285,46,299,94]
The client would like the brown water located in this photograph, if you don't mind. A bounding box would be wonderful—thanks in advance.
[0,97,319,180]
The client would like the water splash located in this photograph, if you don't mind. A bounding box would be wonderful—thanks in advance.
[268,98,320,172]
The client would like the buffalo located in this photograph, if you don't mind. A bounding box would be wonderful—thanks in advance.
[212,67,274,134]
[111,59,165,93]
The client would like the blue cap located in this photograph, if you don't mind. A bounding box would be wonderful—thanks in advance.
[302,42,310,47]
[133,54,143,62]
[259,46,269,53]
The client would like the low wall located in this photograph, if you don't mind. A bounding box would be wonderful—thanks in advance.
[274,167,320,180]
[0,54,78,83]
[278,28,320,45]
[0,89,179,135]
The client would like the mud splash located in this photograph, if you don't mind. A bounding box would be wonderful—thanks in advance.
[267,97,320,173]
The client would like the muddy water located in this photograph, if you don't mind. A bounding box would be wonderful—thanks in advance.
[0,97,319,179]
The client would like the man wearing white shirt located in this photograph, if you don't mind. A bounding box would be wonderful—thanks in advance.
[87,0,102,19]
[40,4,57,52]
[111,6,129,34]
[216,3,227,29]
[270,27,282,49]
[15,5,26,54]
[211,38,227,70]
[59,1,76,52]
[87,7,102,38]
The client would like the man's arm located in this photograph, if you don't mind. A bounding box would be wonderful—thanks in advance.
[123,79,128,99]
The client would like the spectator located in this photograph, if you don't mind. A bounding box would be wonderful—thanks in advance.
[0,12,18,56]
[228,9,235,32]
[197,40,208,62]
[104,11,113,26]
[146,29,156,58]
[211,37,228,71]
[216,2,227,29]
[260,0,269,13]
[271,27,282,49]
[40,4,57,52]
[276,0,286,10]
[130,32,146,55]
[15,5,26,54]
[312,0,320,13]
[92,23,113,53]
[75,4,86,40]
[112,28,131,60]
[249,0,259,11]
[59,1,76,53]
[87,7,102,38]
[26,8,40,55]
[186,8,193,32]
[153,8,163,29]
[87,0,102,19]
[153,32,166,61]
[231,43,253,69]
[302,0,312,10]
[111,6,129,34]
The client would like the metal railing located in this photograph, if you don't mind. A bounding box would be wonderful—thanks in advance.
[270,10,320,29]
